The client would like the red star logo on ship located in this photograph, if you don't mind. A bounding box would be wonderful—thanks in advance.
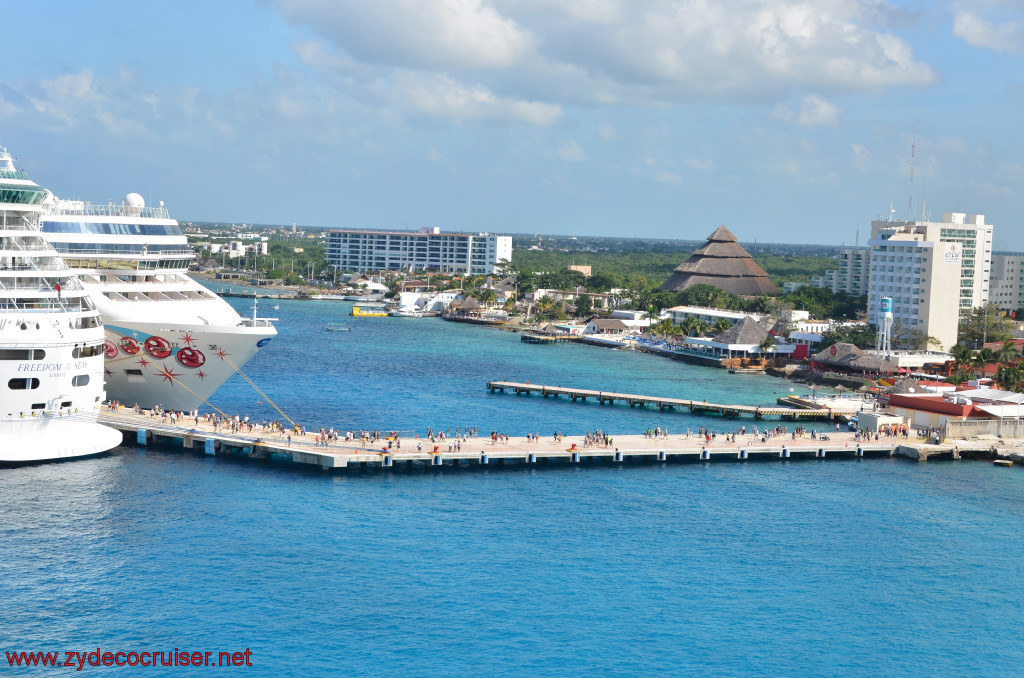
[137,357,150,368]
[181,332,195,346]
[104,368,113,377]
[196,370,207,380]
[216,349,229,360]
[157,363,180,385]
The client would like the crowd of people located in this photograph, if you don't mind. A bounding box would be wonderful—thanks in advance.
[118,401,908,456]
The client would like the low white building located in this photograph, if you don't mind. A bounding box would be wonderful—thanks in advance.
[663,305,762,326]
[583,318,632,336]
[610,309,651,331]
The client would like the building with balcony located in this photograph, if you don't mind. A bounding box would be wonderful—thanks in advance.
[325,227,512,275]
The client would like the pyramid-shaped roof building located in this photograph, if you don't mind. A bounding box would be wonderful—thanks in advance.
[660,226,780,296]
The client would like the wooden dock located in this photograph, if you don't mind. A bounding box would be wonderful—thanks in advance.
[520,333,573,344]
[486,381,838,420]
[98,408,909,472]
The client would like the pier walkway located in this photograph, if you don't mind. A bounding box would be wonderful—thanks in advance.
[94,407,946,473]
[486,381,839,420]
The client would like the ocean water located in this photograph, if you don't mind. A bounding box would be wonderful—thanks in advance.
[3,297,1024,676]
[209,297,833,437]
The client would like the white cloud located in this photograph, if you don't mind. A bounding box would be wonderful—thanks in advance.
[425,145,447,162]
[953,9,1024,54]
[851,143,871,165]
[393,73,561,125]
[797,96,842,127]
[554,140,586,162]
[277,0,532,71]
[275,0,939,123]
[597,124,618,140]
[771,95,842,127]
[655,170,683,184]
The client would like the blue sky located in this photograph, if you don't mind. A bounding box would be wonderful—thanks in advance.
[3,1,1023,248]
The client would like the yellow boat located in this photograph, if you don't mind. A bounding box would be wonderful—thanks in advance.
[351,304,388,317]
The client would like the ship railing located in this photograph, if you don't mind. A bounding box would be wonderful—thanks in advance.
[45,203,171,219]
[0,279,88,313]
[239,318,275,328]
[0,241,53,252]
[0,263,68,272]
[52,247,194,257]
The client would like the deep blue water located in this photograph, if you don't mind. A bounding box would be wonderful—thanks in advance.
[3,297,1024,676]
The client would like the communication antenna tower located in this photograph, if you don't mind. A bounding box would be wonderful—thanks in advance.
[907,139,915,221]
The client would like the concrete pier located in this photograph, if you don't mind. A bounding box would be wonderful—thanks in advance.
[486,381,839,420]
[98,407,906,474]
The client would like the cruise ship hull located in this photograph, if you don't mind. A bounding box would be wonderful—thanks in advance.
[1,417,123,464]
[102,321,275,411]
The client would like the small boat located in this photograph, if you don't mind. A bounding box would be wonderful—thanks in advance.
[326,323,351,331]
[390,306,424,317]
[351,304,388,317]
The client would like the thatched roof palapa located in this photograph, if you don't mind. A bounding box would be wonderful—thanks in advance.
[661,226,780,296]
[711,316,768,345]
[811,343,899,374]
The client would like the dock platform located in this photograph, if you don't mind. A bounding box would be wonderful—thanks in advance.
[96,407,913,473]
[486,381,838,420]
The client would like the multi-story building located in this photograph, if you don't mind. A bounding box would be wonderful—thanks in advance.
[811,247,870,296]
[325,227,512,275]
[869,212,992,312]
[867,225,963,351]
[989,253,1024,313]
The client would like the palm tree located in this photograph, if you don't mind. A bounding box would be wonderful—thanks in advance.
[759,335,777,358]
[950,343,972,373]
[713,317,731,335]
[996,340,1021,368]
[680,316,700,338]
[971,347,996,377]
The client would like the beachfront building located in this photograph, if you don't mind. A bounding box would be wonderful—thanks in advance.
[682,316,794,360]
[662,305,762,326]
[811,247,870,296]
[867,221,965,352]
[885,387,1024,430]
[989,253,1024,314]
[325,227,512,275]
[530,287,615,311]
[583,318,631,336]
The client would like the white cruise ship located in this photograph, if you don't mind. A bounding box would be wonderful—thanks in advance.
[40,193,276,411]
[0,146,121,463]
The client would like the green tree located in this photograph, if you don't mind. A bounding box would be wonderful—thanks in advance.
[575,294,593,318]
[960,304,1014,346]
[950,344,973,372]
[995,340,1021,367]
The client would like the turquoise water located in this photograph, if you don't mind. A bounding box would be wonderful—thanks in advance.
[3,297,1024,676]
[211,297,826,436]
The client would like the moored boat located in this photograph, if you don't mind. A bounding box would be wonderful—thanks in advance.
[39,191,277,411]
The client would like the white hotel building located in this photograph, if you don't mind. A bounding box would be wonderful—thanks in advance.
[867,213,995,351]
[325,227,512,275]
